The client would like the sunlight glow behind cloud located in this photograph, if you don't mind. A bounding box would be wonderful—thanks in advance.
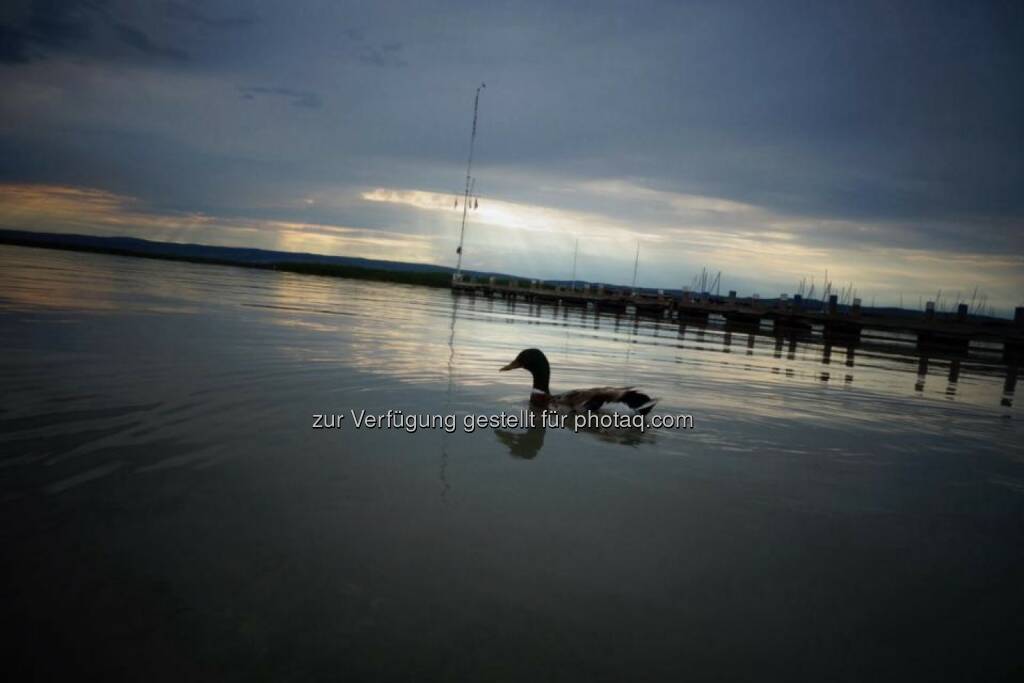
[358,181,1022,311]
[0,184,435,263]
[4,181,1016,313]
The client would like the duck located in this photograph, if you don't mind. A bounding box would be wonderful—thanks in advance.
[499,348,658,416]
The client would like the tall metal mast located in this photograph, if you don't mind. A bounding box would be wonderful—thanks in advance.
[455,82,485,278]
[631,241,640,290]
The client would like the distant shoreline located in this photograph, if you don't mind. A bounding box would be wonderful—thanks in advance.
[1,229,1017,324]
[0,229,456,289]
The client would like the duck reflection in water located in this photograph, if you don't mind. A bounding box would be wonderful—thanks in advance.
[493,407,657,459]
[494,413,547,459]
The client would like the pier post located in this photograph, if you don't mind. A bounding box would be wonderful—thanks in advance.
[916,355,928,392]
[1003,364,1017,407]
[925,301,935,321]
[957,303,968,321]
[1006,341,1024,364]
[851,298,861,318]
[948,359,960,384]
[1015,307,1024,327]
[828,294,838,315]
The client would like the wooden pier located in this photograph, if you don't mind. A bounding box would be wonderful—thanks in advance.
[451,277,1024,358]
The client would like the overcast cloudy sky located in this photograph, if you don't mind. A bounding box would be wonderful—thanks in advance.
[1,0,1021,311]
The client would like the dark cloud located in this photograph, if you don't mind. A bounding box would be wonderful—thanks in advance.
[240,86,323,109]
[111,21,187,61]
[0,0,96,62]
[0,0,191,63]
[24,0,96,47]
[0,25,32,63]
[329,26,406,67]
[355,42,406,68]
[164,1,256,30]
[0,0,1021,301]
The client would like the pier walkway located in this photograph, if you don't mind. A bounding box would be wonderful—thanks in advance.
[451,277,1024,358]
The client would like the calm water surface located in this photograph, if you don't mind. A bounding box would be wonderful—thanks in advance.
[1,245,1022,681]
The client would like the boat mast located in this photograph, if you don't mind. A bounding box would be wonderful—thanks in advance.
[631,241,640,291]
[455,82,485,279]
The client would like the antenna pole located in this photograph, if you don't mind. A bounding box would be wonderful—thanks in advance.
[455,83,485,278]
[631,241,640,290]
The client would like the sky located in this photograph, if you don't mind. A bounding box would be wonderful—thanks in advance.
[1,0,1022,313]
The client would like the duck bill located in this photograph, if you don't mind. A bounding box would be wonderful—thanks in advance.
[499,359,522,372]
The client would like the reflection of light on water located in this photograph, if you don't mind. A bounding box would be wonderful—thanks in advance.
[0,248,122,312]
[439,295,459,500]
[2,244,1017,425]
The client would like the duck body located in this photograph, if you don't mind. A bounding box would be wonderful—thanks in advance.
[541,386,658,415]
[500,348,658,417]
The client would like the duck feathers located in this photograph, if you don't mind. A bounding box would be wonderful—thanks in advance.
[549,387,658,416]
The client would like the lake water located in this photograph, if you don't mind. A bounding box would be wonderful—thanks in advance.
[1,244,1022,681]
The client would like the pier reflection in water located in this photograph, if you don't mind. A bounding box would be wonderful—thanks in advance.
[440,282,1021,465]
[1,244,1022,682]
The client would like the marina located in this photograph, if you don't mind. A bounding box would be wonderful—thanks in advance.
[451,276,1024,359]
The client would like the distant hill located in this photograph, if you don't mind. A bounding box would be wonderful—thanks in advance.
[0,229,454,274]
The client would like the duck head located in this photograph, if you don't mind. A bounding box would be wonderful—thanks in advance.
[500,348,551,395]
